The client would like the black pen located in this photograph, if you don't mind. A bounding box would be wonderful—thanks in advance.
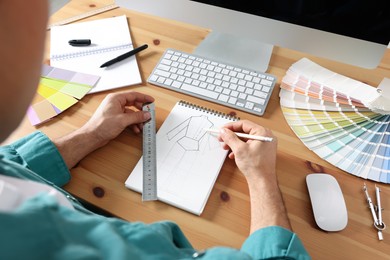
[100,44,148,68]
[68,39,91,46]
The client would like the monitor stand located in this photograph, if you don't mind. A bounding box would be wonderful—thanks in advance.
[49,0,70,16]
[194,31,273,72]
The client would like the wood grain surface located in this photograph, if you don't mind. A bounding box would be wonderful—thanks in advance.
[4,1,390,259]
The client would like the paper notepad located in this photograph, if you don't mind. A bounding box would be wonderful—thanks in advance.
[125,101,239,215]
[50,15,142,93]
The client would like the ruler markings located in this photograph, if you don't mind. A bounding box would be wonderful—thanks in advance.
[142,102,157,201]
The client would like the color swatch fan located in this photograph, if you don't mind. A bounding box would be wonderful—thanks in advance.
[279,58,390,183]
[27,65,100,126]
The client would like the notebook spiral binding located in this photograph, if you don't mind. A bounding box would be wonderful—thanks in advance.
[178,100,240,121]
[51,43,133,61]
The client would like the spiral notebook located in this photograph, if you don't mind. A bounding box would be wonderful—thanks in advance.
[125,100,239,215]
[50,15,142,94]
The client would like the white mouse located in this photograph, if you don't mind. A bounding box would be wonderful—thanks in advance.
[306,173,348,231]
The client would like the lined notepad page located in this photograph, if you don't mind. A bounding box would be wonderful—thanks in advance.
[125,101,238,215]
[50,15,142,93]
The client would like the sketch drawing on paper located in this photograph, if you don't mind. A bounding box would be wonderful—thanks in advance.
[167,115,213,151]
[159,115,221,197]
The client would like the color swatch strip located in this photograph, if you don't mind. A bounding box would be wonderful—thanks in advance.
[280,58,390,183]
[27,65,100,126]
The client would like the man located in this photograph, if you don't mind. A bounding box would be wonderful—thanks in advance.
[0,0,310,258]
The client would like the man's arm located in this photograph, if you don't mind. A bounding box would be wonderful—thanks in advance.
[246,172,292,233]
[219,120,311,258]
[218,120,291,232]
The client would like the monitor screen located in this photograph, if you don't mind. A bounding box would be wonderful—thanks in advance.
[191,0,390,45]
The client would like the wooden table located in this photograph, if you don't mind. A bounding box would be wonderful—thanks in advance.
[5,1,390,259]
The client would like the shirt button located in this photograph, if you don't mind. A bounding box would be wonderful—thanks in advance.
[192,250,206,258]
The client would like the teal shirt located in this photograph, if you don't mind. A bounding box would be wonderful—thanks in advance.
[0,131,311,259]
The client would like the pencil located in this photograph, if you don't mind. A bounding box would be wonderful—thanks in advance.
[204,128,273,142]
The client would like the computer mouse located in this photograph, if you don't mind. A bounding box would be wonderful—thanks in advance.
[306,173,348,231]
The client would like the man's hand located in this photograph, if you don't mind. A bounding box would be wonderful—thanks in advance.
[53,91,154,169]
[218,120,277,183]
[81,91,155,147]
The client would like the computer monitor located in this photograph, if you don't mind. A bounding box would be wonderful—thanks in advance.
[118,0,388,69]
[191,1,390,45]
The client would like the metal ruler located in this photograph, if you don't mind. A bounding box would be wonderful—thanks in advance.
[142,103,157,201]
[47,3,119,29]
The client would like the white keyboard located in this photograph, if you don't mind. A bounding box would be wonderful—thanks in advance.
[148,49,277,116]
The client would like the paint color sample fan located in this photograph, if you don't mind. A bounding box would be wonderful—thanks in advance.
[27,65,100,126]
[279,58,390,183]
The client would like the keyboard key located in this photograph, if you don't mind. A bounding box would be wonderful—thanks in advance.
[262,86,271,92]
[192,80,200,86]
[157,63,170,71]
[191,73,199,80]
[161,59,172,66]
[215,86,223,93]
[236,101,245,107]
[228,97,237,104]
[245,102,254,110]
[199,82,208,88]
[207,84,216,91]
[237,86,245,92]
[254,107,263,113]
[229,84,238,91]
[155,69,170,78]
[172,81,181,88]
[149,74,158,82]
[254,90,268,99]
[238,93,247,99]
[247,95,266,105]
[245,88,254,95]
[218,94,229,102]
[231,90,239,97]
[157,77,165,84]
[184,78,192,84]
[165,78,173,86]
[222,89,231,95]
[206,77,214,84]
[181,83,219,99]
[261,79,273,86]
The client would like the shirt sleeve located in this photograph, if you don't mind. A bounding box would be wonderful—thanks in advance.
[241,226,311,259]
[0,131,70,186]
